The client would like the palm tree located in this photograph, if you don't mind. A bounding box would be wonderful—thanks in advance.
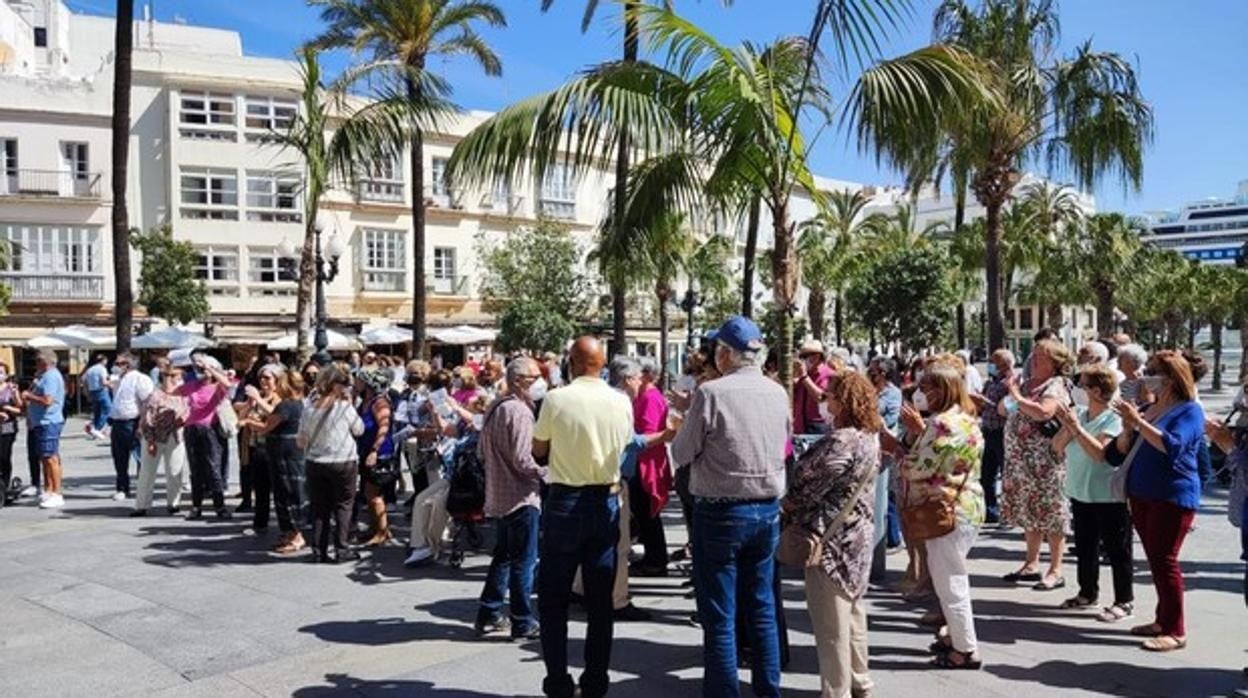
[1192,263,1241,390]
[1074,213,1142,336]
[798,189,884,344]
[1014,181,1084,328]
[450,3,975,390]
[111,0,135,351]
[266,47,427,361]
[862,202,948,255]
[310,0,506,358]
[861,0,1153,350]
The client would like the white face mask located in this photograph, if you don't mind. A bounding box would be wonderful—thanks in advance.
[912,390,929,413]
[1072,386,1089,407]
[528,379,547,402]
[818,402,833,425]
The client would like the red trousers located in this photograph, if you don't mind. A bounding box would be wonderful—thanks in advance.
[1129,497,1195,636]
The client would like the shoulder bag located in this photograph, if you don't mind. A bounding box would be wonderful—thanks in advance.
[778,463,876,570]
[900,464,971,542]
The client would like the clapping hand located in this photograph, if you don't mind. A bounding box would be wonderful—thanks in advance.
[244,385,261,402]
[1054,402,1078,427]
[1111,398,1140,427]
[900,402,925,437]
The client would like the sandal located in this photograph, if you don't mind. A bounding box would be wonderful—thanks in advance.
[1003,567,1042,583]
[1059,595,1095,609]
[363,530,393,547]
[1141,635,1186,652]
[929,637,953,654]
[918,611,946,627]
[1032,574,1066,591]
[1097,603,1134,623]
[275,534,307,555]
[931,649,982,670]
[1130,622,1162,637]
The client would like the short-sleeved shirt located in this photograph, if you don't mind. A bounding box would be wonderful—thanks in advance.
[533,376,633,487]
[1064,406,1124,503]
[30,368,66,426]
[82,363,108,392]
[176,378,227,427]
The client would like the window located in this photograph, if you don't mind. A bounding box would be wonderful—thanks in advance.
[0,139,15,194]
[247,248,294,296]
[61,142,88,180]
[481,180,510,210]
[194,246,240,296]
[430,157,449,197]
[244,96,297,136]
[245,171,302,222]
[0,224,100,274]
[358,157,403,203]
[361,229,405,292]
[1018,307,1035,331]
[539,163,576,220]
[431,247,457,294]
[33,27,47,48]
[179,92,236,139]
[180,168,239,220]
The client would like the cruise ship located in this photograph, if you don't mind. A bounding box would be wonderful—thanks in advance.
[1144,180,1248,265]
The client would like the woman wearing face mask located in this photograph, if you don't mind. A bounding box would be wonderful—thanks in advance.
[970,349,1016,525]
[899,363,985,669]
[132,367,190,516]
[355,367,397,547]
[0,363,22,504]
[1106,351,1205,652]
[451,367,481,406]
[784,371,883,695]
[1051,364,1133,622]
[1000,339,1074,591]
[300,364,365,564]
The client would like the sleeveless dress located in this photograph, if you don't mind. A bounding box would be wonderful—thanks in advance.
[1002,377,1071,534]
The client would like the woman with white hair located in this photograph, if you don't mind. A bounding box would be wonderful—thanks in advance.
[1117,344,1149,406]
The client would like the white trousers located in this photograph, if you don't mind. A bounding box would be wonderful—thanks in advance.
[410,478,450,554]
[804,570,872,698]
[925,522,980,654]
[135,438,187,511]
[573,482,630,609]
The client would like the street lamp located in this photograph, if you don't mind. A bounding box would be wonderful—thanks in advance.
[279,226,344,365]
[679,276,701,349]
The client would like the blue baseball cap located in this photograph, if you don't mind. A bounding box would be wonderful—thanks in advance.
[714,316,764,352]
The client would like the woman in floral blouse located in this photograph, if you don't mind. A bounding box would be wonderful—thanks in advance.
[785,371,882,696]
[133,367,190,516]
[1001,339,1074,591]
[900,362,985,670]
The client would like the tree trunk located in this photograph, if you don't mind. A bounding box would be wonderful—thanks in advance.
[294,201,318,366]
[956,303,966,350]
[1046,303,1063,332]
[954,192,966,349]
[111,0,135,351]
[984,197,1006,350]
[1240,317,1248,385]
[772,199,797,399]
[1095,285,1115,337]
[608,2,640,357]
[1188,319,1199,350]
[807,288,826,344]
[1212,320,1224,390]
[657,289,670,390]
[406,71,428,359]
[834,290,844,347]
[740,196,761,319]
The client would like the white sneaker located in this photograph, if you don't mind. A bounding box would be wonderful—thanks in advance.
[404,546,433,567]
[111,492,127,501]
[37,491,50,502]
[38,493,64,509]
[20,485,37,498]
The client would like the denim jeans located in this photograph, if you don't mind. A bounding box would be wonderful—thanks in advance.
[479,505,540,634]
[108,419,139,495]
[90,389,111,432]
[692,498,781,698]
[538,485,620,698]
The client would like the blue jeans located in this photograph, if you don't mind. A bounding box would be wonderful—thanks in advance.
[538,485,619,698]
[108,418,139,495]
[479,504,540,634]
[693,498,781,698]
[90,389,111,431]
[886,492,903,547]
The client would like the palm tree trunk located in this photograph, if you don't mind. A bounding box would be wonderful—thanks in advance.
[1212,319,1224,390]
[406,72,428,359]
[1095,285,1115,336]
[984,197,1006,350]
[658,290,670,390]
[772,202,797,398]
[807,288,826,343]
[834,290,844,347]
[956,303,966,349]
[111,0,135,351]
[608,1,640,358]
[294,186,319,365]
[954,193,966,349]
[740,196,761,318]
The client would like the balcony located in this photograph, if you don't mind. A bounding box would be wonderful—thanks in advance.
[0,273,105,302]
[357,179,405,204]
[0,170,103,199]
[426,274,469,296]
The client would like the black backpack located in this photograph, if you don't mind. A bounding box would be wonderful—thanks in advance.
[445,445,486,517]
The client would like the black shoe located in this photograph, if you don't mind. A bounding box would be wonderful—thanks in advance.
[474,616,511,637]
[235,502,253,514]
[630,563,669,578]
[1003,569,1042,583]
[613,603,651,622]
[186,508,204,521]
[511,623,540,641]
[333,549,362,564]
[128,509,148,518]
[215,508,233,520]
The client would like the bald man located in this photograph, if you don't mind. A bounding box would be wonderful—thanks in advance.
[532,337,633,698]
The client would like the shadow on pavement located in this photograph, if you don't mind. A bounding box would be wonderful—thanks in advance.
[292,673,510,697]
[986,660,1244,697]
[298,616,478,645]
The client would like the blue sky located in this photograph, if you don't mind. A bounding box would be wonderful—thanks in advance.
[69,0,1248,214]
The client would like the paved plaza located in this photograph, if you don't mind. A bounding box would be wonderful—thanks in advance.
[0,414,1245,698]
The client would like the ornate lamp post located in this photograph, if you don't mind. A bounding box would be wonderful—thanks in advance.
[279,225,345,365]
[679,277,701,349]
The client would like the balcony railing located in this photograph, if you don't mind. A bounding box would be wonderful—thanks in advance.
[357,179,405,204]
[0,170,103,199]
[0,273,105,301]
[426,274,469,296]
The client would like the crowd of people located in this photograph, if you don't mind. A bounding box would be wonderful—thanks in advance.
[0,319,1245,698]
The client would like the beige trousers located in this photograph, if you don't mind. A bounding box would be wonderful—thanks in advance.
[410,478,450,555]
[804,568,873,698]
[572,482,630,609]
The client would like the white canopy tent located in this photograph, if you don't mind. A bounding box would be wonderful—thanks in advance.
[132,324,216,350]
[360,325,413,346]
[430,325,496,346]
[267,329,363,352]
[27,324,115,349]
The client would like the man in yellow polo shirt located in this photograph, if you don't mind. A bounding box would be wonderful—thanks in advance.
[532,336,632,698]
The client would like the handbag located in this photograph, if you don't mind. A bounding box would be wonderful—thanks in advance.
[900,466,970,542]
[777,464,876,569]
[215,396,239,440]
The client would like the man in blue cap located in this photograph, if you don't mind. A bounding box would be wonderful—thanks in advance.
[672,316,790,697]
